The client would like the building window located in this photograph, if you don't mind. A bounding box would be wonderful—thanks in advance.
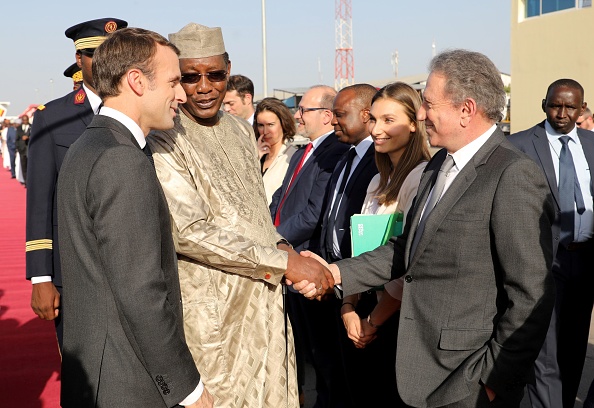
[526,0,590,17]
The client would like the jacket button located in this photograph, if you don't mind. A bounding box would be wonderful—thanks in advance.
[405,275,413,283]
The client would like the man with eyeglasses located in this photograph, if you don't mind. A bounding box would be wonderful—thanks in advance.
[26,17,127,352]
[269,85,348,405]
[148,23,334,408]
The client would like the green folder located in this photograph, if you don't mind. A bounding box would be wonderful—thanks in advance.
[350,212,403,257]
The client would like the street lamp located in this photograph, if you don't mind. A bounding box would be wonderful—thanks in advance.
[261,0,268,97]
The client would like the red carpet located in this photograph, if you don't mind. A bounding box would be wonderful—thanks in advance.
[0,165,61,407]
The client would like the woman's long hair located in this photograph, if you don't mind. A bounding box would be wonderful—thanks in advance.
[372,82,430,206]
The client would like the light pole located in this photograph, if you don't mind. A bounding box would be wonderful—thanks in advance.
[49,78,54,100]
[261,0,268,97]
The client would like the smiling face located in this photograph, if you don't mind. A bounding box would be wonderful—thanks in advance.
[331,89,369,145]
[256,110,284,147]
[141,45,187,133]
[417,72,462,151]
[542,85,585,135]
[179,54,230,126]
[369,98,415,161]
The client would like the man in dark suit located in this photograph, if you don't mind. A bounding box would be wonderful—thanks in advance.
[508,79,594,408]
[26,18,127,351]
[311,83,381,407]
[15,115,31,184]
[270,84,348,407]
[299,50,556,408]
[57,27,212,407]
[317,83,379,263]
[6,121,17,178]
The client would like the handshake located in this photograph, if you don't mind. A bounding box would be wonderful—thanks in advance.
[278,242,341,301]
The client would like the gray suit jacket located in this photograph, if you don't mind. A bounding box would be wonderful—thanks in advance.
[58,115,200,407]
[336,128,556,407]
[508,120,594,257]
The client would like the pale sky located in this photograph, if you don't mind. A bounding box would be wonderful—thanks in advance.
[0,1,510,116]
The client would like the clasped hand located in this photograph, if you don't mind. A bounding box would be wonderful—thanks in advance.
[280,246,335,300]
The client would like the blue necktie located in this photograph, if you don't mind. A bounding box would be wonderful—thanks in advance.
[558,136,585,246]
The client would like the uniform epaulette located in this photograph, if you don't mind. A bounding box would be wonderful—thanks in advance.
[74,88,86,105]
[26,239,53,252]
[37,105,46,111]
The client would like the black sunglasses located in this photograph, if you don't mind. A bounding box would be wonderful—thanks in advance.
[181,70,228,84]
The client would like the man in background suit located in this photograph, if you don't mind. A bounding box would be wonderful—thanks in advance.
[223,74,256,125]
[311,83,380,407]
[57,27,212,407]
[300,49,556,407]
[270,84,348,406]
[15,115,31,184]
[26,18,127,351]
[508,79,594,408]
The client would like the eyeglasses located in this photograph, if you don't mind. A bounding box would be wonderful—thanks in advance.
[181,70,228,84]
[297,106,328,116]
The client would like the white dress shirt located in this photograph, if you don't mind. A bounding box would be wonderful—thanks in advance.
[545,120,593,242]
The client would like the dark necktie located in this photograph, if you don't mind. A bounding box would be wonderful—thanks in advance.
[274,143,313,226]
[409,154,455,260]
[558,135,585,246]
[325,147,357,256]
[142,142,155,167]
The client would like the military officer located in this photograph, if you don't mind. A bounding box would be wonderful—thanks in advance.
[26,17,127,351]
[63,62,83,91]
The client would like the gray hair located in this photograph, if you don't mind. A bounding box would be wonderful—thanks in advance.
[429,49,505,122]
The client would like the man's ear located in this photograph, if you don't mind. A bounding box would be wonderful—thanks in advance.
[460,97,477,127]
[361,108,370,123]
[75,52,83,68]
[126,69,144,96]
[542,99,547,113]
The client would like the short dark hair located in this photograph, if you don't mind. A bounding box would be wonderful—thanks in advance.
[339,83,377,109]
[545,78,584,104]
[253,97,296,142]
[227,75,254,99]
[92,27,180,99]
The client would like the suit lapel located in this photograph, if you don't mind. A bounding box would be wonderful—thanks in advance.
[406,129,504,267]
[532,121,560,207]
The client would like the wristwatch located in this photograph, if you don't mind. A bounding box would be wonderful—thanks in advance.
[276,238,293,249]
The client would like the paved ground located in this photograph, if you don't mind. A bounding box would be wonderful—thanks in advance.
[302,312,594,407]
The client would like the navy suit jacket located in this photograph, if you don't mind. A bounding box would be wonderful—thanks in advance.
[26,87,94,286]
[270,133,349,251]
[508,120,594,256]
[316,141,378,260]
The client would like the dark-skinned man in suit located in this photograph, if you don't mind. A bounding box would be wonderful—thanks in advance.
[509,79,594,408]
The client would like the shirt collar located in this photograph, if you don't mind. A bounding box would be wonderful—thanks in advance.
[82,83,102,114]
[545,120,580,144]
[99,107,147,148]
[449,124,497,172]
[310,130,334,149]
[354,135,373,159]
